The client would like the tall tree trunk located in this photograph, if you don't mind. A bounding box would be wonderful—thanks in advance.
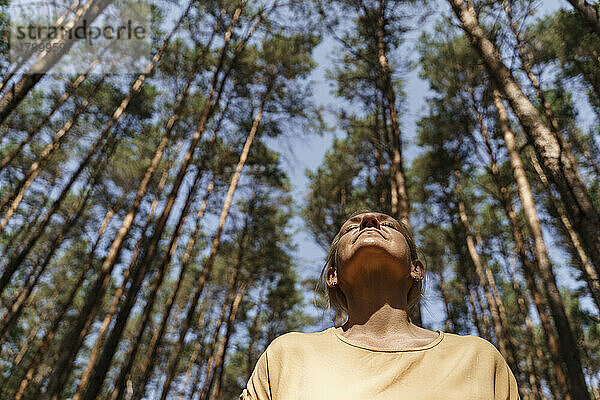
[11,193,124,400]
[117,134,214,400]
[77,5,251,398]
[158,67,267,400]
[0,0,112,124]
[196,277,239,400]
[477,95,563,398]
[179,296,217,400]
[492,87,587,400]
[448,0,600,301]
[566,0,600,36]
[529,150,600,311]
[211,282,247,400]
[199,212,251,400]
[121,78,223,400]
[371,0,409,228]
[102,171,208,400]
[0,58,100,174]
[39,7,193,396]
[503,0,600,180]
[0,73,107,231]
[468,89,520,373]
[0,186,92,345]
[455,170,513,368]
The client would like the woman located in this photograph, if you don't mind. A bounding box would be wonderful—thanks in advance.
[241,211,520,399]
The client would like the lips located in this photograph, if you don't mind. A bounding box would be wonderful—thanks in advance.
[352,227,387,243]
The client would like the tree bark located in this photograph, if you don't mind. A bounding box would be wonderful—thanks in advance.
[372,0,410,228]
[492,87,587,400]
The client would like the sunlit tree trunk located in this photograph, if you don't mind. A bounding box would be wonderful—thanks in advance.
[0,59,100,174]
[199,212,250,400]
[158,74,266,400]
[102,171,208,400]
[120,157,216,400]
[211,282,246,400]
[455,170,513,369]
[492,87,586,400]
[11,193,124,400]
[39,7,193,396]
[468,90,520,373]
[529,150,600,311]
[0,187,91,345]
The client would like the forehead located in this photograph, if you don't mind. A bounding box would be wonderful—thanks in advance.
[341,212,398,226]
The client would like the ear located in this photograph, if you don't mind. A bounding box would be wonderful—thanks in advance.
[410,259,424,281]
[326,267,338,287]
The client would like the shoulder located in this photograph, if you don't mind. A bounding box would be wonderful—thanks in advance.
[265,328,334,358]
[441,332,504,358]
[442,332,512,370]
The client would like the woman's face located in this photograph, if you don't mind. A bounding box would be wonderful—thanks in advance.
[331,212,413,286]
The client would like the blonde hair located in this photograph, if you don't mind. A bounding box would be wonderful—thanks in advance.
[317,209,425,324]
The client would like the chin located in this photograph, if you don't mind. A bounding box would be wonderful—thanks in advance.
[347,244,398,266]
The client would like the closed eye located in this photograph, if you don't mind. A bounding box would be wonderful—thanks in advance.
[381,222,398,230]
[342,225,358,235]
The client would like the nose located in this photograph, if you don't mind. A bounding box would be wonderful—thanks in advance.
[359,213,380,230]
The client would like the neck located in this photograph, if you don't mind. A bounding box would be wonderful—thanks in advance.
[340,279,416,337]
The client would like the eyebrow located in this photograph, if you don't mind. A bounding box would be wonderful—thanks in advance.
[343,214,400,228]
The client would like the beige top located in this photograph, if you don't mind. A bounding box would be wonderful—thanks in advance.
[240,327,520,400]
